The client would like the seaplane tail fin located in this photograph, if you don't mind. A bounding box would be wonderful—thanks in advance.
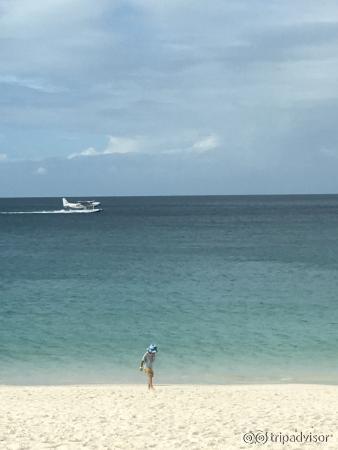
[62,198,69,208]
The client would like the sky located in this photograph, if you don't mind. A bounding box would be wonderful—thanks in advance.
[1,0,338,196]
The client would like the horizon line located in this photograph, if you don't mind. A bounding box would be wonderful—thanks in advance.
[0,192,338,199]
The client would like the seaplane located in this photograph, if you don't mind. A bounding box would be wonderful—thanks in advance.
[62,198,102,213]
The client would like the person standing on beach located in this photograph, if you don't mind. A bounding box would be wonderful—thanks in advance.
[139,344,157,390]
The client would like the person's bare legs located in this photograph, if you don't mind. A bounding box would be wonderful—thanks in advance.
[147,372,154,390]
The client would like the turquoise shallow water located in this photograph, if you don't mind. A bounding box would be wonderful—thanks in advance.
[0,195,338,384]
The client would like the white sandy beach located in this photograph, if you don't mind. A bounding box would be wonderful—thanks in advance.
[0,384,337,450]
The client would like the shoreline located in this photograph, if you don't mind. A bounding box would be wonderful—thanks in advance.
[2,384,337,449]
[1,380,338,386]
[1,382,337,388]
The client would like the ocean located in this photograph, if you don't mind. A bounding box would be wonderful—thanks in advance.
[0,195,338,385]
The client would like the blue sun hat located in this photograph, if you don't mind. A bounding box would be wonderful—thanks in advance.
[147,344,158,353]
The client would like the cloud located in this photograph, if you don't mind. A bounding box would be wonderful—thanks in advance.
[103,136,140,154]
[160,134,221,155]
[67,136,141,159]
[67,133,220,159]
[68,147,98,159]
[35,166,47,175]
[3,143,338,197]
[319,146,338,158]
[2,1,338,194]
[191,135,220,153]
[0,75,66,93]
[0,153,7,161]
[0,0,112,38]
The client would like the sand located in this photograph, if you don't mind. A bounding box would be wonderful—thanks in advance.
[0,384,337,449]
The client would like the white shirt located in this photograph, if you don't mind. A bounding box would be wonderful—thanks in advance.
[141,352,156,369]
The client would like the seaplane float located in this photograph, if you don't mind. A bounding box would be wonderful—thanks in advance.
[62,198,102,213]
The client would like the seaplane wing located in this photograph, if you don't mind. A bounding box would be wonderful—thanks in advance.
[79,200,101,207]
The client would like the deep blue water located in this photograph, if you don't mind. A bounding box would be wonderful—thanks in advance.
[1,195,338,384]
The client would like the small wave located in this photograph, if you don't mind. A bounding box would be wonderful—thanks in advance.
[0,209,100,214]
